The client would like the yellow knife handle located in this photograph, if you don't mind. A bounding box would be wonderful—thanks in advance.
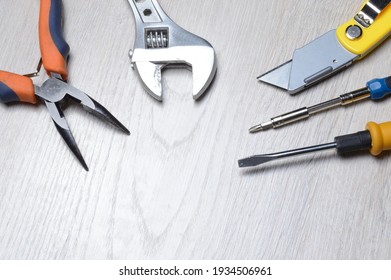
[336,0,391,58]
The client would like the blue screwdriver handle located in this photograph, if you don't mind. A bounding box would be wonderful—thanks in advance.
[368,77,391,100]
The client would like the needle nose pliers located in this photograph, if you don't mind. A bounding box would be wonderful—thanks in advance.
[0,0,130,171]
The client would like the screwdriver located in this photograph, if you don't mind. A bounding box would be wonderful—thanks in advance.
[239,121,391,168]
[249,77,391,133]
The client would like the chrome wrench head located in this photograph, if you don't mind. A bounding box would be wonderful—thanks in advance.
[127,0,217,101]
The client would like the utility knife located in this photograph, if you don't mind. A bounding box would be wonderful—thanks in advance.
[258,0,391,94]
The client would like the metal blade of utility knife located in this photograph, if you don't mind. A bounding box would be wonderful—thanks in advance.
[258,30,359,95]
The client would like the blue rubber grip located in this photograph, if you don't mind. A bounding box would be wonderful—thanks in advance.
[368,77,391,100]
[0,82,19,103]
[49,0,70,59]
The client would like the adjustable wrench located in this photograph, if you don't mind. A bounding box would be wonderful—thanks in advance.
[127,0,217,101]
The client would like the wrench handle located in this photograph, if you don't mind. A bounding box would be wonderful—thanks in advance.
[128,0,166,24]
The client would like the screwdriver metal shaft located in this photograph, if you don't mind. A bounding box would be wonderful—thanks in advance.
[250,76,391,133]
[240,121,391,168]
[249,88,370,133]
[239,142,337,167]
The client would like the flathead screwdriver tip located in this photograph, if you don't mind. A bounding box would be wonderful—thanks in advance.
[238,155,276,168]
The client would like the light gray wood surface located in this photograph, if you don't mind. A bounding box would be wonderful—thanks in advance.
[1,0,391,260]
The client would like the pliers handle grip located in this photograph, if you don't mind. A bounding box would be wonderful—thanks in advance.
[0,71,37,104]
[39,0,70,80]
[0,0,130,171]
[0,0,70,104]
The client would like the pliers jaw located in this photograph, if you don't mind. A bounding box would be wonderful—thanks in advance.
[128,0,217,101]
[37,78,130,134]
[35,78,130,170]
[43,100,89,171]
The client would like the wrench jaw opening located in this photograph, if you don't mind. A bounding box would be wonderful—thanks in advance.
[188,46,217,100]
[133,61,164,101]
[131,45,216,101]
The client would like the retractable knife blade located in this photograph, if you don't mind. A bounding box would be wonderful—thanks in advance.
[258,0,391,94]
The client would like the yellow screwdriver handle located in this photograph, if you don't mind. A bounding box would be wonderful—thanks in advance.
[336,0,391,58]
[366,121,391,155]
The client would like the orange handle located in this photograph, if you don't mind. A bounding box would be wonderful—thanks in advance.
[39,0,70,80]
[366,121,391,156]
[0,71,37,104]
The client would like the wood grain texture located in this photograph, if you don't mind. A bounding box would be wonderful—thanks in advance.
[1,0,391,260]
